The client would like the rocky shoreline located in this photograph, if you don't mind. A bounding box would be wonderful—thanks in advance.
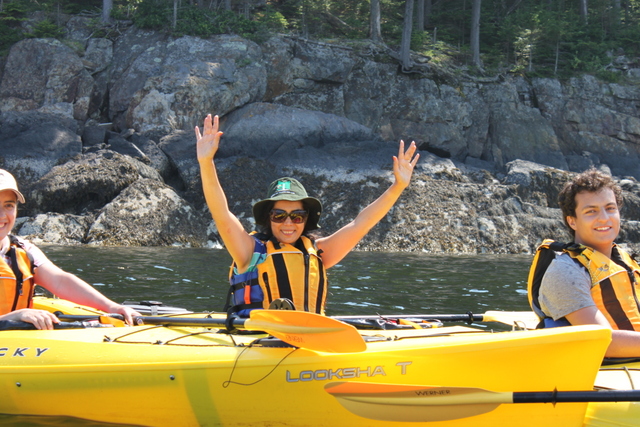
[2,17,640,254]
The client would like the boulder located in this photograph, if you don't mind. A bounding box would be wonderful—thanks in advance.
[263,36,357,116]
[130,133,174,181]
[16,213,93,245]
[109,30,266,135]
[0,111,82,186]
[27,150,162,216]
[85,179,207,247]
[504,160,574,207]
[83,38,113,75]
[218,103,381,160]
[532,75,640,177]
[0,38,95,121]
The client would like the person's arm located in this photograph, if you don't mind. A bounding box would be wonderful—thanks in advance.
[566,306,640,357]
[316,140,419,268]
[34,261,140,325]
[196,114,255,272]
[0,308,59,330]
[540,256,640,357]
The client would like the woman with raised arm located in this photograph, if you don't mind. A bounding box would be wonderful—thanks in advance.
[196,114,419,316]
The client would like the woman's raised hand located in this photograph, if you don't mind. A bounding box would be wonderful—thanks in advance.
[195,114,224,163]
[393,140,420,189]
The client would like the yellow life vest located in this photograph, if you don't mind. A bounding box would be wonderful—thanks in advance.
[228,235,327,316]
[528,239,640,330]
[0,238,35,315]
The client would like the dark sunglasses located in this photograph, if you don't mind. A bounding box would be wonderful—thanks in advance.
[269,209,308,224]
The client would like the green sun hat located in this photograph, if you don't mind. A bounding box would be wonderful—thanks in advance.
[252,177,322,229]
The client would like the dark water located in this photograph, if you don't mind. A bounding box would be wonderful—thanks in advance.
[38,245,533,316]
[2,246,534,426]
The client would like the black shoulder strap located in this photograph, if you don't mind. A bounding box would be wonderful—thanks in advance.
[268,236,292,301]
[8,246,24,311]
[549,241,585,254]
[530,242,581,314]
[530,241,586,328]
[530,244,558,315]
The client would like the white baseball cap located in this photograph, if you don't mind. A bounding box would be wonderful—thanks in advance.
[0,169,25,203]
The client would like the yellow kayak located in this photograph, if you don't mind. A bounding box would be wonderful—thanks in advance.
[0,298,616,427]
[584,359,640,427]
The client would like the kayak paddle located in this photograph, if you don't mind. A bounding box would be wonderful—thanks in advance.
[0,320,112,330]
[325,381,640,422]
[56,310,367,353]
[333,310,540,330]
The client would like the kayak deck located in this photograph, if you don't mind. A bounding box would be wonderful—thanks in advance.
[584,360,640,427]
[3,297,627,427]
[0,322,611,427]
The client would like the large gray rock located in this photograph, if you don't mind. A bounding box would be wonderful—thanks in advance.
[130,133,174,181]
[158,102,389,209]
[484,83,567,170]
[504,160,573,207]
[218,103,381,159]
[263,36,357,116]
[156,129,202,206]
[27,150,162,216]
[532,75,640,177]
[109,30,266,135]
[83,38,113,75]
[16,213,93,245]
[85,179,207,246]
[0,38,95,121]
[0,111,82,186]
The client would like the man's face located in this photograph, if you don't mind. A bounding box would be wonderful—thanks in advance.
[567,188,620,253]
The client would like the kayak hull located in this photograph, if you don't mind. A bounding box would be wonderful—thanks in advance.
[0,322,611,427]
[585,360,640,427]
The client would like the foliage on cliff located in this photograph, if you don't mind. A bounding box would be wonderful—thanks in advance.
[1,0,640,80]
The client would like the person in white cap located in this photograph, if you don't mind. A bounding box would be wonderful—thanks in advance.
[0,169,140,329]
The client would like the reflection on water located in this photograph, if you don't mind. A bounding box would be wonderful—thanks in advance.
[39,246,533,316]
[6,246,535,426]
[328,252,532,316]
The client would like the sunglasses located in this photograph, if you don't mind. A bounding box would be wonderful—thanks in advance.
[269,209,308,224]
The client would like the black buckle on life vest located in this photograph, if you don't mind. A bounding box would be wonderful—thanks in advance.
[548,241,585,254]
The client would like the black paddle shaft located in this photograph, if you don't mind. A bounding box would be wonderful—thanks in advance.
[333,313,483,324]
[0,320,110,330]
[55,313,247,329]
[514,389,640,403]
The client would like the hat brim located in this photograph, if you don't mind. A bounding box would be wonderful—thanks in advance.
[5,189,25,204]
[253,196,322,230]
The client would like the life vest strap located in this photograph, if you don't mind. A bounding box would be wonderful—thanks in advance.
[8,247,24,312]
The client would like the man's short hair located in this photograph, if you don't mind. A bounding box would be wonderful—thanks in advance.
[557,169,623,236]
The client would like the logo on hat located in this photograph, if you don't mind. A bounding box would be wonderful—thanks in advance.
[271,180,295,197]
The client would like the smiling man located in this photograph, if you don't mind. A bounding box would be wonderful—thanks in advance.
[530,169,640,357]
